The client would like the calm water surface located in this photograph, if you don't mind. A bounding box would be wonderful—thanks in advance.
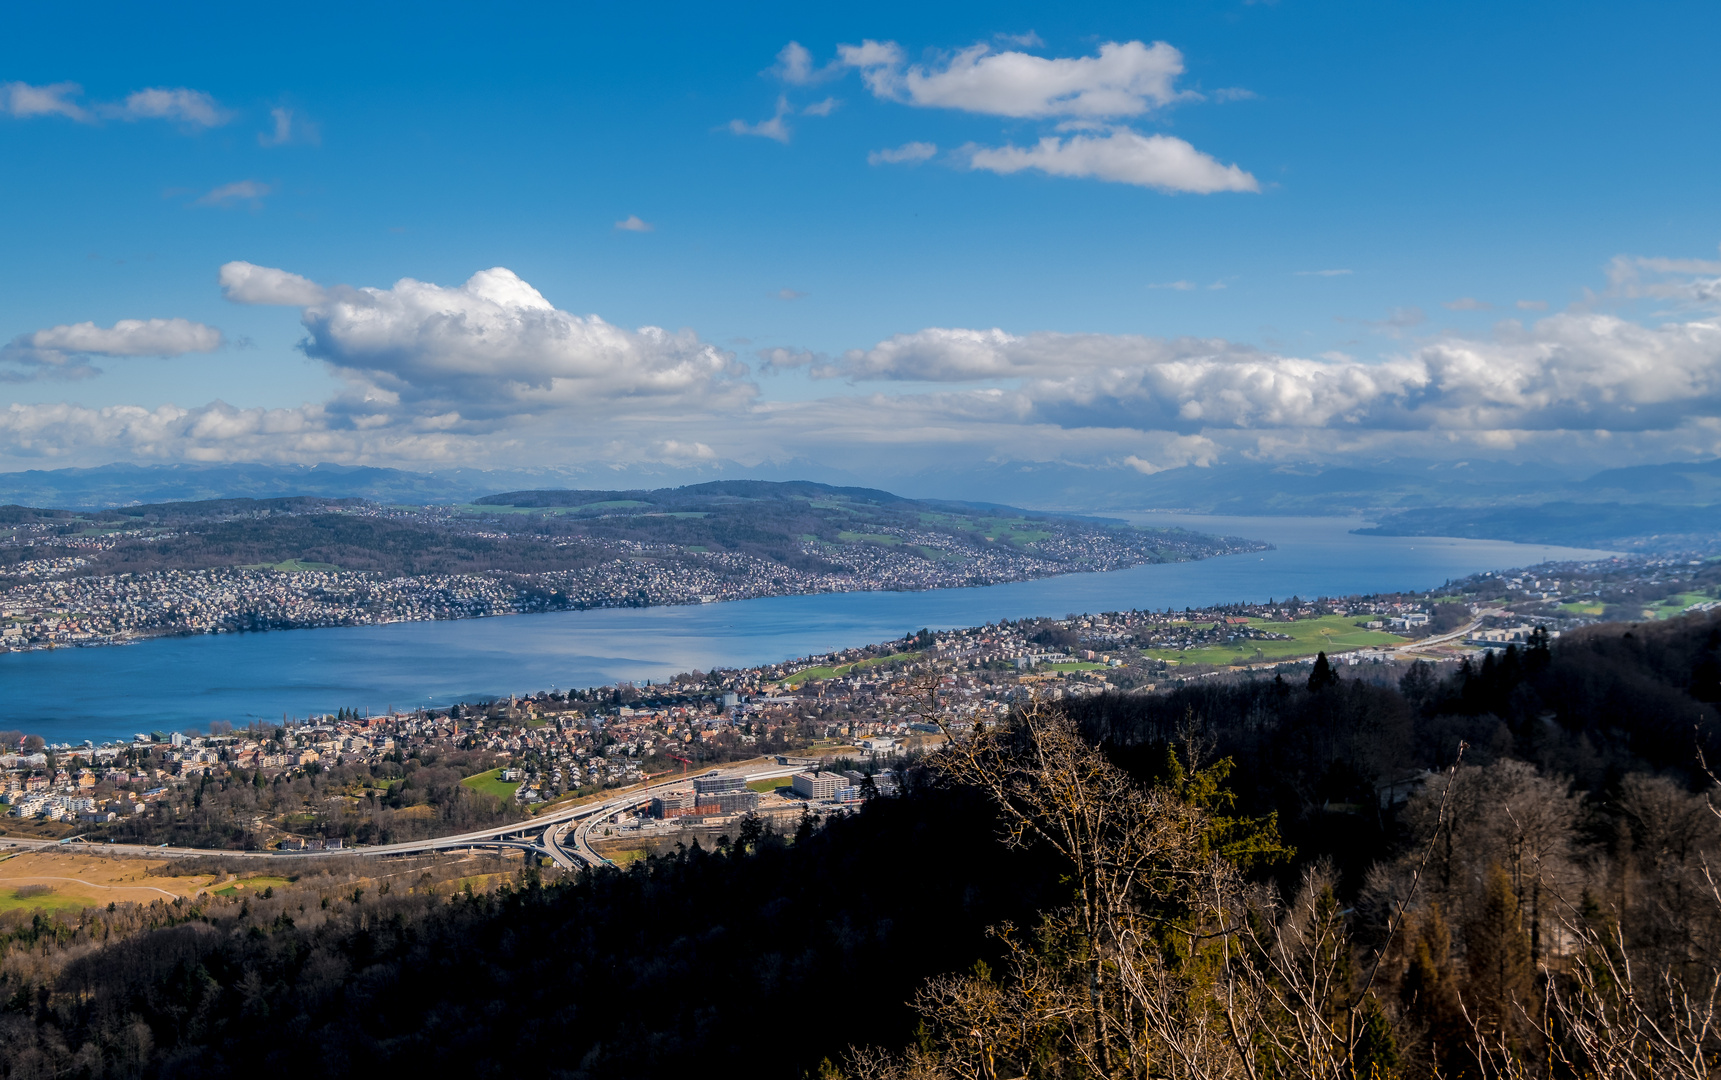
[0,515,1617,743]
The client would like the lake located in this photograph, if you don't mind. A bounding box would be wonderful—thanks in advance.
[0,514,1617,744]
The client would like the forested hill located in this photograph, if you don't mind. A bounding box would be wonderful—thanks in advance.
[7,614,1721,1078]
[475,478,918,509]
[0,482,1263,645]
[0,481,1252,580]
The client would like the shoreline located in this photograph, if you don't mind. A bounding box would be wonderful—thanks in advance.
[0,542,1269,656]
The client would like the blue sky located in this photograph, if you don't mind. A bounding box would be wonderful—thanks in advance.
[2,1,1719,488]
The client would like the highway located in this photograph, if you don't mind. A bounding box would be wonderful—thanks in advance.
[0,762,806,871]
[1392,617,1486,656]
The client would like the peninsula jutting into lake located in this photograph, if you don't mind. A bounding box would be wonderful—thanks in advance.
[0,481,1264,651]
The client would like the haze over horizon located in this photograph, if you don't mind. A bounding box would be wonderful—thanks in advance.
[4,1,1720,490]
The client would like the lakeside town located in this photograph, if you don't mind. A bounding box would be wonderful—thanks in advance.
[4,549,1713,851]
[0,497,1264,649]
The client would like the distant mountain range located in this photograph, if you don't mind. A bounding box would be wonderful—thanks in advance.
[5,457,1721,551]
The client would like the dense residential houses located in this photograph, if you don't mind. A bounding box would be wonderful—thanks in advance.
[2,554,1710,850]
[0,508,1260,651]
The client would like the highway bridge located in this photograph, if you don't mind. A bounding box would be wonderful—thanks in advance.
[0,763,806,871]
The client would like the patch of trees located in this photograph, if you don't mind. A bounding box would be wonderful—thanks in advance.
[86,748,519,850]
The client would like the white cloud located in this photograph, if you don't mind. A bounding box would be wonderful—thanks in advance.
[258,106,319,147]
[1213,87,1257,103]
[1148,280,1197,291]
[802,97,839,117]
[112,87,230,127]
[15,254,1721,478]
[775,41,816,83]
[257,265,754,426]
[196,180,271,206]
[27,318,221,356]
[728,95,792,142]
[1295,268,1353,277]
[219,261,328,305]
[1123,436,1220,473]
[835,40,906,89]
[0,399,489,466]
[1603,253,1721,309]
[842,39,1189,119]
[2,317,222,381]
[1517,299,1549,311]
[3,82,236,129]
[966,130,1258,193]
[1,81,89,121]
[773,41,845,85]
[614,214,654,232]
[830,312,1721,442]
[657,439,717,460]
[867,141,937,165]
[1444,297,1491,311]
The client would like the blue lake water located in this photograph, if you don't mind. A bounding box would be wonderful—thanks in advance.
[0,514,1618,744]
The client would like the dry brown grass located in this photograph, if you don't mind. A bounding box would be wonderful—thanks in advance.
[0,851,217,910]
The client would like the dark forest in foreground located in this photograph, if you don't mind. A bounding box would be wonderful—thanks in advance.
[5,614,1721,1079]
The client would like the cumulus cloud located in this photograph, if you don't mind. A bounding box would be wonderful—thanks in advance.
[829,313,1721,443]
[15,253,1721,478]
[218,264,753,427]
[868,141,937,165]
[802,97,839,116]
[1,81,89,121]
[219,261,328,305]
[1517,299,1549,311]
[966,130,1258,193]
[614,214,654,232]
[841,39,1189,118]
[2,317,222,381]
[1444,297,1491,311]
[196,180,271,206]
[111,87,230,127]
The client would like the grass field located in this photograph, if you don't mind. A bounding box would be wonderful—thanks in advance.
[786,651,917,686]
[0,852,209,913]
[0,886,93,915]
[747,778,789,794]
[1043,661,1110,672]
[1142,615,1406,667]
[213,874,292,896]
[1560,600,1606,616]
[916,510,1056,548]
[460,768,521,801]
[1649,592,1714,619]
